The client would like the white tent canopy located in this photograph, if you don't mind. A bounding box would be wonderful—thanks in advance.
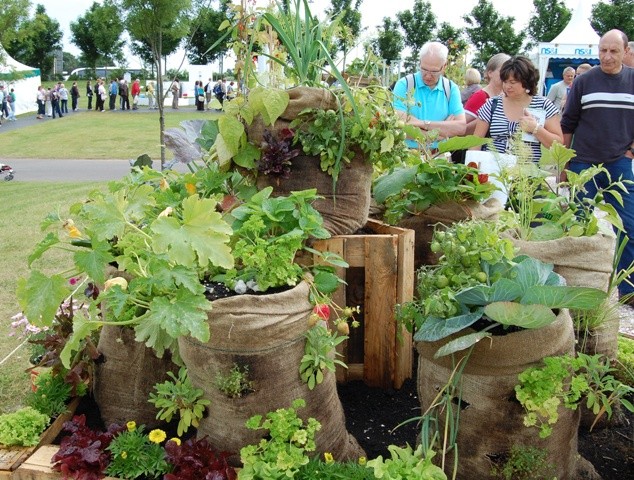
[0,45,41,116]
[537,0,600,94]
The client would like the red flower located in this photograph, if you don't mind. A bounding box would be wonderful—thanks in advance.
[478,173,489,184]
[313,304,330,320]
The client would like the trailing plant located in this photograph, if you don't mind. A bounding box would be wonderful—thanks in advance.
[164,436,237,480]
[299,324,348,390]
[374,148,497,226]
[26,370,86,419]
[239,398,321,480]
[215,363,254,398]
[148,367,210,436]
[105,423,170,480]
[412,255,607,358]
[515,352,634,438]
[365,443,447,479]
[489,444,557,480]
[0,406,49,447]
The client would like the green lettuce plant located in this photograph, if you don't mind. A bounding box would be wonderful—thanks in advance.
[365,444,447,480]
[0,407,50,447]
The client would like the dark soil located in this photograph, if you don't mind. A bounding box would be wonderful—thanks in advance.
[338,375,634,480]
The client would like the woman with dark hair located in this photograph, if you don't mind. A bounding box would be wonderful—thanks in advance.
[472,55,563,162]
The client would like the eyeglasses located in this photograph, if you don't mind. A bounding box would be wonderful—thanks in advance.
[420,66,445,77]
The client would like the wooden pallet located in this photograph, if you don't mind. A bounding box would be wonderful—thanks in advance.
[0,397,80,479]
[312,219,415,389]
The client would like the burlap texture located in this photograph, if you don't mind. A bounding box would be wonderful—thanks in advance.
[416,310,586,480]
[398,198,503,268]
[178,281,364,462]
[93,325,179,429]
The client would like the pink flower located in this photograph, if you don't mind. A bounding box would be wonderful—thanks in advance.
[69,277,78,286]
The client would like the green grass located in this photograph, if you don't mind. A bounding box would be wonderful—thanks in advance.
[4,108,219,160]
[0,182,106,413]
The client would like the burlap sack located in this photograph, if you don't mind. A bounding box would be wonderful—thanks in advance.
[178,281,364,462]
[93,325,179,429]
[247,86,371,236]
[417,310,588,480]
[398,198,503,268]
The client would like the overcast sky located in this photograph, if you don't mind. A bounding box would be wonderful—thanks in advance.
[34,0,598,69]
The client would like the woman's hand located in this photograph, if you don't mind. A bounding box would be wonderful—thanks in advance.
[519,109,539,134]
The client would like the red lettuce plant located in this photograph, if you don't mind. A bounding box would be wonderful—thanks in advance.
[257,128,300,179]
[51,414,126,480]
[164,436,237,480]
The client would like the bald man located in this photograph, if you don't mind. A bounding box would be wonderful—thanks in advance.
[561,29,634,304]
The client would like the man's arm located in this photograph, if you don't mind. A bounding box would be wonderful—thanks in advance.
[395,110,467,139]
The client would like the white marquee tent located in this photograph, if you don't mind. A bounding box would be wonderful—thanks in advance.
[536,0,600,94]
[0,46,41,116]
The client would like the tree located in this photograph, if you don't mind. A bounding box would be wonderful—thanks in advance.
[326,0,363,71]
[463,0,525,70]
[591,0,634,39]
[122,0,193,167]
[62,52,81,75]
[131,30,182,74]
[70,0,126,69]
[0,0,30,48]
[187,2,230,64]
[436,22,468,58]
[397,0,436,72]
[6,4,63,78]
[527,0,571,47]
[373,17,403,66]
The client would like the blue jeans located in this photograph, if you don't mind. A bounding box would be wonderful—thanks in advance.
[568,157,634,296]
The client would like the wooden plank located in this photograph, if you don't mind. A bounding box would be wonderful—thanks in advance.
[0,446,35,474]
[363,235,398,388]
[37,397,80,448]
[394,227,415,389]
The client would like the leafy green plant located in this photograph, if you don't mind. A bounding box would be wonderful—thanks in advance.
[215,364,254,398]
[489,444,557,480]
[515,353,634,438]
[615,336,634,387]
[106,424,170,480]
[365,444,447,479]
[413,255,607,358]
[148,367,210,437]
[299,325,348,390]
[239,398,321,480]
[0,406,49,447]
[26,370,85,419]
[295,457,374,479]
[374,149,497,225]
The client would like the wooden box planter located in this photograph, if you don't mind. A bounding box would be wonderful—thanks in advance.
[1,397,80,479]
[312,219,415,389]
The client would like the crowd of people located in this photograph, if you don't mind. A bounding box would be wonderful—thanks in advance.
[0,84,17,125]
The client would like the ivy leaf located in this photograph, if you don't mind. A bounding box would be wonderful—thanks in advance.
[151,195,234,270]
[16,271,70,327]
[28,232,60,266]
[60,312,102,369]
[74,240,115,284]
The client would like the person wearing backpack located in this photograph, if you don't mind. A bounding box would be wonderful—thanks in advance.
[213,79,225,107]
[392,41,466,150]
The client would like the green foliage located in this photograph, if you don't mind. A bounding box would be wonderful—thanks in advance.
[396,0,437,54]
[106,425,170,480]
[325,0,363,58]
[148,367,210,437]
[26,371,75,419]
[374,153,496,225]
[615,336,634,387]
[374,17,404,66]
[490,444,557,480]
[0,407,49,447]
[296,457,374,479]
[516,353,634,438]
[187,3,230,64]
[215,364,254,398]
[591,0,634,41]
[239,399,321,480]
[0,0,30,47]
[527,0,571,47]
[366,444,447,479]
[299,325,348,390]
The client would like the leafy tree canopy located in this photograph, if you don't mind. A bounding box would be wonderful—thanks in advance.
[436,22,468,58]
[373,17,404,66]
[527,0,571,47]
[591,0,634,39]
[187,1,231,65]
[0,0,31,48]
[326,0,363,57]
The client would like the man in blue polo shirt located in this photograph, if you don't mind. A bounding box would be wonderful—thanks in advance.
[393,41,466,148]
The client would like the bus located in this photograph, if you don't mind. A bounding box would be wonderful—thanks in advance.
[64,67,146,80]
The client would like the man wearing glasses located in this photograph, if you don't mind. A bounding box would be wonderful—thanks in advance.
[392,41,466,148]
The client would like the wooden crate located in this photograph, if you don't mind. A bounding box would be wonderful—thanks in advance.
[312,219,415,389]
[0,397,80,479]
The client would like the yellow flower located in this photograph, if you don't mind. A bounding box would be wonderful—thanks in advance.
[104,277,128,291]
[126,421,136,432]
[159,178,169,191]
[185,183,197,195]
[148,429,167,444]
[324,452,334,464]
[67,225,83,239]
[358,456,367,466]
[169,437,181,446]
[158,207,173,218]
[121,451,128,459]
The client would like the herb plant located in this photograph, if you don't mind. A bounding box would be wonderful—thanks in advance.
[164,436,237,480]
[365,443,447,479]
[0,407,49,447]
[239,398,321,480]
[299,325,348,390]
[515,352,634,438]
[26,370,82,419]
[105,424,170,480]
[215,363,254,398]
[489,444,557,480]
[296,457,375,479]
[148,367,210,437]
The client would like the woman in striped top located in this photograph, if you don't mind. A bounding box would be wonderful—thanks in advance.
[472,56,563,162]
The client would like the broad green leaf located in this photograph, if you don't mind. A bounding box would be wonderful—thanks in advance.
[520,285,606,310]
[16,272,70,327]
[74,240,115,284]
[380,132,394,153]
[197,120,220,150]
[595,202,624,231]
[373,166,417,204]
[60,312,102,369]
[312,270,340,294]
[142,289,211,341]
[134,316,178,359]
[484,302,556,328]
[249,87,289,126]
[28,232,60,266]
[530,223,564,241]
[434,331,491,358]
[152,264,205,294]
[217,115,245,155]
[489,278,525,302]
[40,211,63,230]
[438,135,489,153]
[512,257,554,294]
[414,310,483,342]
[100,286,130,318]
[454,285,492,306]
[233,141,260,169]
[80,190,130,241]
